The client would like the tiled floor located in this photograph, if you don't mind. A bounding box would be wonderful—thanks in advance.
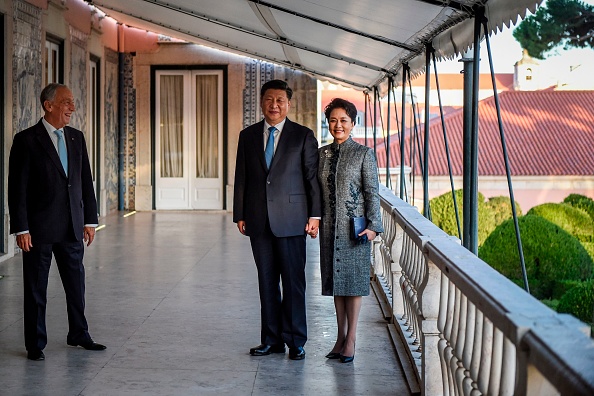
[0,212,410,395]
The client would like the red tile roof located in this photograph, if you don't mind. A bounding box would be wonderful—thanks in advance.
[369,90,594,176]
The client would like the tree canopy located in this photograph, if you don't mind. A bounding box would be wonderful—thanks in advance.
[513,0,594,59]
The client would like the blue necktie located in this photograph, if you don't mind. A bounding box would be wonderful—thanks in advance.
[54,129,68,176]
[265,126,276,169]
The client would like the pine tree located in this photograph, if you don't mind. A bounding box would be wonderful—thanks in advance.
[513,0,594,59]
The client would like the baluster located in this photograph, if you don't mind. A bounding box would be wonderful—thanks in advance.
[420,249,442,395]
[443,279,456,395]
[469,306,483,394]
[438,274,452,396]
[411,247,423,348]
[450,288,463,396]
[391,220,405,323]
[479,318,494,394]
[500,336,516,395]
[400,236,411,328]
[462,300,477,395]
[454,295,468,395]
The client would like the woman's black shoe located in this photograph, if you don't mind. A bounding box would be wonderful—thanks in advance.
[339,354,354,363]
[325,352,341,359]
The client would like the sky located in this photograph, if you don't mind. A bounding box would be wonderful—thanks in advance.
[437,0,594,76]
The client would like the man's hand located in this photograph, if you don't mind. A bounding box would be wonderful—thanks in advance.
[305,218,320,239]
[83,226,96,247]
[16,233,33,252]
[237,220,246,236]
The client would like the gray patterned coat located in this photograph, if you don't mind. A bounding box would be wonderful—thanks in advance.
[318,137,383,296]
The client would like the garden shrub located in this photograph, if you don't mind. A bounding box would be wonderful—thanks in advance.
[527,203,594,243]
[557,280,594,324]
[485,195,522,229]
[584,242,594,262]
[429,190,495,245]
[564,194,594,222]
[551,279,583,300]
[479,215,593,299]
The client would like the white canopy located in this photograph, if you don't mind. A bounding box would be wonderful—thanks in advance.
[92,0,540,91]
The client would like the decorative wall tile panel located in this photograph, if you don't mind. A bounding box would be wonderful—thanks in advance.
[13,0,42,135]
[104,48,119,213]
[69,26,88,133]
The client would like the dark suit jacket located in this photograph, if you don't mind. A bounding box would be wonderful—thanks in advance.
[233,118,321,237]
[8,119,98,244]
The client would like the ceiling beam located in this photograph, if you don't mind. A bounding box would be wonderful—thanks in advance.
[412,0,475,13]
[97,0,391,73]
[94,2,373,90]
[247,0,421,53]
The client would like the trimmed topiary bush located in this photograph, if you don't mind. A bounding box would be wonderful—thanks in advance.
[485,196,522,229]
[564,194,594,222]
[527,203,594,243]
[429,189,466,239]
[551,279,584,300]
[557,280,594,324]
[479,215,594,299]
[429,190,495,245]
[584,242,594,262]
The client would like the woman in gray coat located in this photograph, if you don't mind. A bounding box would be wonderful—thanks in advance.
[317,98,383,363]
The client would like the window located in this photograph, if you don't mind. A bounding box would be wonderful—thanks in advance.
[44,36,63,85]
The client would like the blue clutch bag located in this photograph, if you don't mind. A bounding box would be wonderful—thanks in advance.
[350,217,368,244]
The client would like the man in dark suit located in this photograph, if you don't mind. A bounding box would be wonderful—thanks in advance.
[234,79,321,360]
[8,83,105,361]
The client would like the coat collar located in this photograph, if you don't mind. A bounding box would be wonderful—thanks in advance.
[330,136,355,151]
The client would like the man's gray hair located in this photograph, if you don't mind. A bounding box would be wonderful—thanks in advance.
[40,83,68,112]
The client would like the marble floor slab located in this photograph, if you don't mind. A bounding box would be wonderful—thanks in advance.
[0,211,411,396]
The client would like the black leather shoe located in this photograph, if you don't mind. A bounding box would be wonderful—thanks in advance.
[289,346,306,360]
[68,340,107,351]
[27,350,45,361]
[339,354,354,363]
[249,344,285,356]
[325,351,341,359]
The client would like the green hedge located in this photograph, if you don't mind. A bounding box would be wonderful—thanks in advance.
[429,189,466,239]
[527,203,594,242]
[563,194,594,222]
[479,215,593,299]
[584,242,594,262]
[429,191,520,246]
[485,195,522,229]
[557,280,594,324]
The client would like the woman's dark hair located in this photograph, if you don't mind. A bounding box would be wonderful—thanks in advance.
[324,98,357,123]
[260,79,293,100]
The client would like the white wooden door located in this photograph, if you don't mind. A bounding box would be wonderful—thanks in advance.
[155,70,223,210]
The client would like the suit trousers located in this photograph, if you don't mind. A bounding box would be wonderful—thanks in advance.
[22,240,90,351]
[250,224,307,348]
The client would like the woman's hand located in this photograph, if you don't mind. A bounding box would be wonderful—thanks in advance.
[359,229,377,241]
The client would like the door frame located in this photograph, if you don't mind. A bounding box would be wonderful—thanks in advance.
[150,65,228,210]
[89,55,101,215]
[0,13,4,252]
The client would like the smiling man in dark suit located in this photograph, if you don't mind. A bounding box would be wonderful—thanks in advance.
[233,79,321,360]
[8,83,105,361]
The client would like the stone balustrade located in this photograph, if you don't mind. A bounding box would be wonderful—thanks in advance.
[372,185,594,395]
